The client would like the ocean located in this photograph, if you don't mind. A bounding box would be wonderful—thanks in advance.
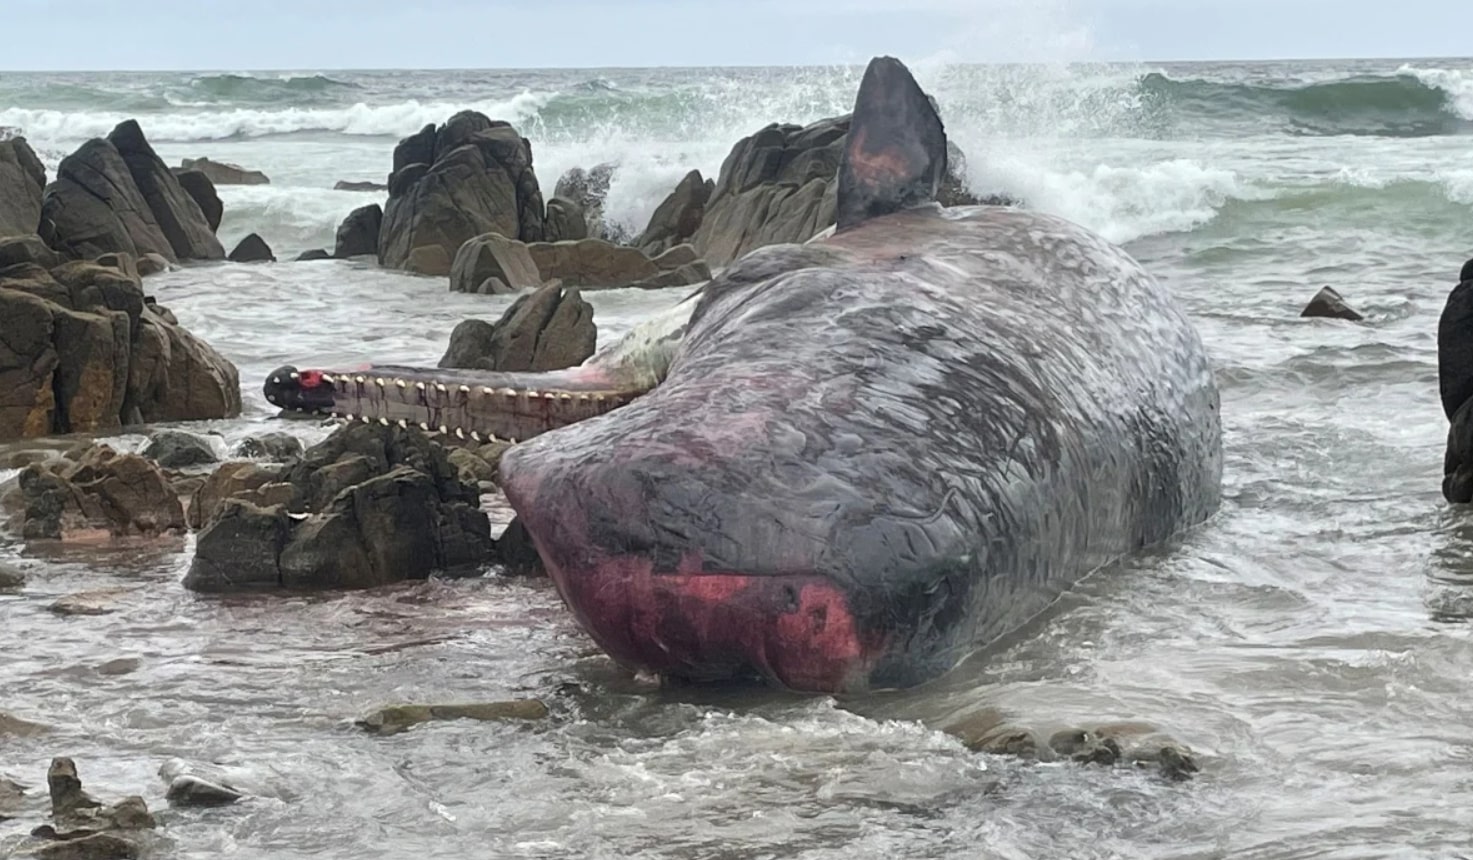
[2,58,1473,858]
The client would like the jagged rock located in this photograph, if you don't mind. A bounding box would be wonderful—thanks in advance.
[179,157,268,185]
[405,245,451,276]
[651,243,699,271]
[0,562,24,588]
[136,253,169,277]
[525,238,658,289]
[0,136,45,237]
[438,281,594,372]
[553,163,616,241]
[1300,286,1364,321]
[356,700,549,735]
[47,758,102,818]
[295,248,331,261]
[636,169,712,257]
[17,444,186,540]
[109,121,224,261]
[186,461,286,529]
[449,232,541,293]
[141,429,218,468]
[227,233,274,263]
[184,424,494,592]
[334,180,386,192]
[164,775,242,807]
[233,432,304,462]
[629,260,712,290]
[333,203,381,259]
[543,196,587,242]
[0,235,59,268]
[42,138,176,262]
[379,112,545,272]
[171,169,222,233]
[497,516,544,576]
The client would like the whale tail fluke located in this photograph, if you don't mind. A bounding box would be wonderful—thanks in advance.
[835,56,949,232]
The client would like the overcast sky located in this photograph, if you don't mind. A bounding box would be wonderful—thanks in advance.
[3,0,1471,70]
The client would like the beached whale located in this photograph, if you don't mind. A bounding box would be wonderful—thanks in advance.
[264,55,1223,693]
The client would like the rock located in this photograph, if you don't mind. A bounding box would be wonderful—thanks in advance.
[93,253,139,286]
[42,138,176,262]
[334,180,386,192]
[0,136,45,237]
[109,121,225,261]
[233,432,304,462]
[636,169,712,257]
[497,516,544,576]
[30,832,140,860]
[474,276,512,295]
[629,261,711,290]
[0,235,60,268]
[171,169,222,233]
[333,203,381,259]
[184,423,494,592]
[438,281,595,372]
[378,113,545,272]
[553,163,616,241]
[18,445,186,540]
[543,196,588,242]
[1300,286,1364,321]
[0,711,49,737]
[141,429,218,468]
[405,245,451,276]
[227,233,274,263]
[126,310,243,426]
[446,447,497,485]
[0,774,26,819]
[651,243,700,271]
[49,589,136,616]
[448,232,541,293]
[0,561,24,588]
[164,775,242,807]
[356,699,549,735]
[47,758,102,818]
[525,238,658,289]
[135,253,169,277]
[186,461,285,529]
[179,156,268,185]
[294,248,331,261]
[95,658,140,675]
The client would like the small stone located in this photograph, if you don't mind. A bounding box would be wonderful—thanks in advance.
[356,700,550,736]
[95,658,140,676]
[1300,285,1365,321]
[142,430,219,469]
[0,562,25,589]
[48,589,135,617]
[30,832,139,860]
[165,775,243,807]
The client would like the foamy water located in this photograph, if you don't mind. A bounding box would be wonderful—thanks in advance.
[3,58,1473,859]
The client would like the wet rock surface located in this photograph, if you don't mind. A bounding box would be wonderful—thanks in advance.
[141,429,218,468]
[356,700,549,735]
[184,423,494,592]
[232,432,304,462]
[0,561,25,589]
[178,156,268,185]
[636,168,713,257]
[14,444,186,540]
[1301,285,1365,321]
[438,281,595,373]
[333,203,381,259]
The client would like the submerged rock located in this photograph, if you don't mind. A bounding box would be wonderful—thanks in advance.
[227,233,275,263]
[184,423,494,592]
[232,432,304,462]
[333,203,381,259]
[334,179,387,192]
[1300,285,1364,321]
[0,561,25,589]
[294,248,331,262]
[48,588,136,617]
[496,517,544,577]
[179,156,268,186]
[164,775,243,807]
[356,700,549,736]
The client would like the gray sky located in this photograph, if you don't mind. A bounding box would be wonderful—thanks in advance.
[4,0,1471,69]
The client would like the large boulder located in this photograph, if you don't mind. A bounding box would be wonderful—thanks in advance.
[179,157,269,185]
[0,136,45,236]
[184,424,494,592]
[635,169,713,257]
[109,121,225,261]
[172,169,222,233]
[553,163,617,242]
[543,196,587,242]
[42,137,177,262]
[525,238,659,289]
[691,114,988,266]
[449,232,541,293]
[228,233,275,263]
[438,281,595,372]
[0,260,241,441]
[334,203,381,258]
[15,443,186,540]
[378,112,545,272]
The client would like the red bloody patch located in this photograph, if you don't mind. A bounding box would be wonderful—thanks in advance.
[298,370,324,388]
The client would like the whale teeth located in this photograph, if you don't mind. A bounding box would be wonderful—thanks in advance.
[454,428,465,439]
[458,385,470,394]
[487,433,501,443]
[435,383,447,393]
[360,415,371,424]
[578,394,590,403]
[438,425,448,434]
[322,373,335,384]
[470,431,481,442]
[528,390,544,399]
[594,394,606,403]
[415,381,426,391]
[501,388,517,399]
[290,372,299,380]
[397,419,407,429]
[374,377,385,387]
[354,375,366,384]
[507,436,519,444]
[482,387,495,396]
[419,422,429,431]
[379,417,389,426]
[395,378,407,389]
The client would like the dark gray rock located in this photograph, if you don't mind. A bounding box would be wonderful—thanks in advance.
[333,203,381,259]
[0,136,45,237]
[164,775,243,807]
[543,196,587,242]
[1300,286,1364,321]
[109,121,225,260]
[179,157,268,185]
[635,169,712,257]
[295,248,331,261]
[438,281,594,373]
[497,516,544,577]
[42,138,177,262]
[172,169,222,233]
[334,180,387,192]
[227,233,274,263]
[233,432,304,462]
[449,232,541,293]
[0,234,59,268]
[141,429,218,468]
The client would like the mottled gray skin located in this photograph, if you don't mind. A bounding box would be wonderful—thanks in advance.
[499,203,1223,692]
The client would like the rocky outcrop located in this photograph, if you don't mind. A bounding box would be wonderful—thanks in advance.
[0,235,59,268]
[438,281,595,372]
[554,163,616,241]
[42,122,225,263]
[635,169,713,257]
[0,136,45,237]
[14,443,186,540]
[543,196,587,242]
[0,259,242,441]
[185,460,289,530]
[691,114,990,266]
[334,180,386,192]
[1301,286,1364,321]
[228,233,275,263]
[525,238,659,288]
[173,169,223,232]
[184,423,494,592]
[179,157,269,185]
[449,232,541,294]
[111,121,225,261]
[378,112,545,273]
[334,203,382,259]
[142,429,218,468]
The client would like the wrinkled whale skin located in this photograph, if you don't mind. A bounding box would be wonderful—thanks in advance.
[497,203,1223,693]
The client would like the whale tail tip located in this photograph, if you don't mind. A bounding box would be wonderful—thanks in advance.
[834,56,949,232]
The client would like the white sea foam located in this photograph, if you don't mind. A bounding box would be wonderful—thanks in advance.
[1396,65,1473,120]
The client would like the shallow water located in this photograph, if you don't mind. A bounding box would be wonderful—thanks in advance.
[6,58,1473,858]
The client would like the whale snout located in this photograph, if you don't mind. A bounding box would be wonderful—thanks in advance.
[263,365,336,414]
